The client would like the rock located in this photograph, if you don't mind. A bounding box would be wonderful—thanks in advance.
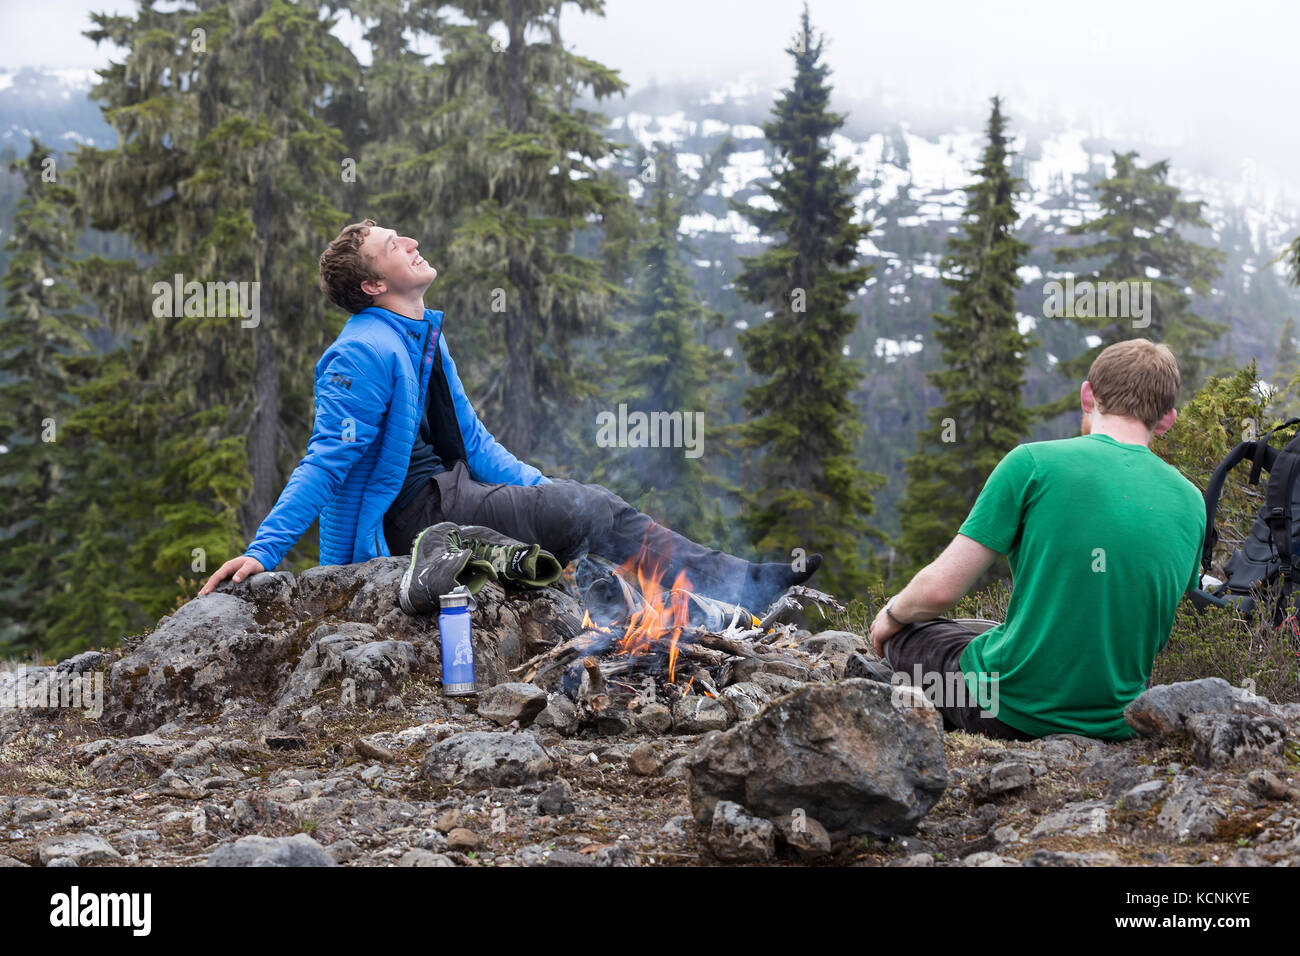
[673,695,730,734]
[794,631,870,679]
[1124,677,1278,739]
[277,629,417,711]
[38,834,122,866]
[844,651,896,683]
[1185,712,1287,768]
[13,798,57,823]
[627,743,665,776]
[593,843,639,867]
[95,558,551,733]
[56,651,107,674]
[992,825,1019,845]
[327,839,360,863]
[971,760,1032,801]
[961,851,1017,867]
[894,853,934,867]
[207,834,336,867]
[707,801,775,863]
[399,848,455,867]
[354,737,396,763]
[687,679,947,842]
[536,779,575,815]
[748,672,806,697]
[634,702,674,735]
[1246,769,1291,801]
[478,682,548,727]
[1029,800,1111,839]
[1080,751,1153,796]
[595,709,634,736]
[732,657,810,683]
[0,855,30,867]
[534,694,581,735]
[1157,781,1226,841]
[100,593,280,732]
[719,682,771,721]
[546,848,595,867]
[772,812,832,860]
[435,809,463,833]
[446,828,479,852]
[421,731,555,791]
[1119,779,1167,812]
[1022,849,1121,867]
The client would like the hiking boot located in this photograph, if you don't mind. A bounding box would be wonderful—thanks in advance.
[398,522,497,615]
[450,525,563,589]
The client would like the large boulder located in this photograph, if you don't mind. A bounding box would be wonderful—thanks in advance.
[686,679,947,842]
[100,592,294,734]
[1124,678,1279,739]
[98,558,560,733]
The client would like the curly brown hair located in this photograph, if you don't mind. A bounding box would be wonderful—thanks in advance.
[319,219,382,314]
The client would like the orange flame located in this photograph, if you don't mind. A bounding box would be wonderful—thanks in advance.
[607,539,694,683]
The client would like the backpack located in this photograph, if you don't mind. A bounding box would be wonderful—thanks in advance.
[1192,417,1300,622]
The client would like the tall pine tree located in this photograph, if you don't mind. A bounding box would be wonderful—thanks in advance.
[896,97,1033,577]
[732,6,882,596]
[1052,151,1225,392]
[0,143,96,654]
[410,0,628,467]
[596,141,732,543]
[76,0,355,545]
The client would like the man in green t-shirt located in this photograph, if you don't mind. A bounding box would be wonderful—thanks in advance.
[869,339,1206,741]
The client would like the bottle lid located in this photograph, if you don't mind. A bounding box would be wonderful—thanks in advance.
[439,585,475,610]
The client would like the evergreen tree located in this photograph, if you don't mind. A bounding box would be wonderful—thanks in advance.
[896,97,1033,577]
[732,6,883,596]
[596,141,733,543]
[1273,316,1300,417]
[410,0,628,466]
[1052,150,1225,392]
[0,143,96,654]
[76,0,355,546]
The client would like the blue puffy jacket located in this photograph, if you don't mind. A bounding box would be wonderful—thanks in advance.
[243,305,549,571]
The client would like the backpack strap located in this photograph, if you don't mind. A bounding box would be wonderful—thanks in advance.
[1202,418,1300,572]
[1265,430,1300,596]
[1203,440,1274,571]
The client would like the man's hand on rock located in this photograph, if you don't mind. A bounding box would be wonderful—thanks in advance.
[199,556,265,597]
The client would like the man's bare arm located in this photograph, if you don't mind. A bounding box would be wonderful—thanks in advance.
[870,534,1002,654]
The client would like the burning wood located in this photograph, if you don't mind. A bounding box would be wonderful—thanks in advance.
[507,541,846,729]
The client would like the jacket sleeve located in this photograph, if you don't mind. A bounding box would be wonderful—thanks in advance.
[244,339,391,571]
[440,334,550,486]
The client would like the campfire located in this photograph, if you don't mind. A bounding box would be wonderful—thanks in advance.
[510,543,844,725]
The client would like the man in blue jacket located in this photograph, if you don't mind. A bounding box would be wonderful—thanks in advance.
[200,220,820,610]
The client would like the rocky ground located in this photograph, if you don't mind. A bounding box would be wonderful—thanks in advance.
[1,557,1298,868]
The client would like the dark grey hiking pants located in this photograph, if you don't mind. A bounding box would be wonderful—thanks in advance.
[883,617,1036,741]
[383,460,752,605]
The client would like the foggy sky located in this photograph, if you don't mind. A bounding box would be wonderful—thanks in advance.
[6,0,1298,182]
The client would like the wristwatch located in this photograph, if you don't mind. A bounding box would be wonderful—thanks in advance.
[883,595,907,626]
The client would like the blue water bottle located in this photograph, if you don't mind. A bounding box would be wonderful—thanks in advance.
[439,585,477,696]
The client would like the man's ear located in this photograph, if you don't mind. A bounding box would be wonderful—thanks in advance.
[1152,406,1177,437]
[360,277,386,297]
[1080,381,1096,414]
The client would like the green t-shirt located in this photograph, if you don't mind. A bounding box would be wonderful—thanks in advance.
[957,433,1205,740]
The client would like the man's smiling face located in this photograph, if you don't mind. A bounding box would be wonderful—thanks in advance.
[358,225,437,301]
